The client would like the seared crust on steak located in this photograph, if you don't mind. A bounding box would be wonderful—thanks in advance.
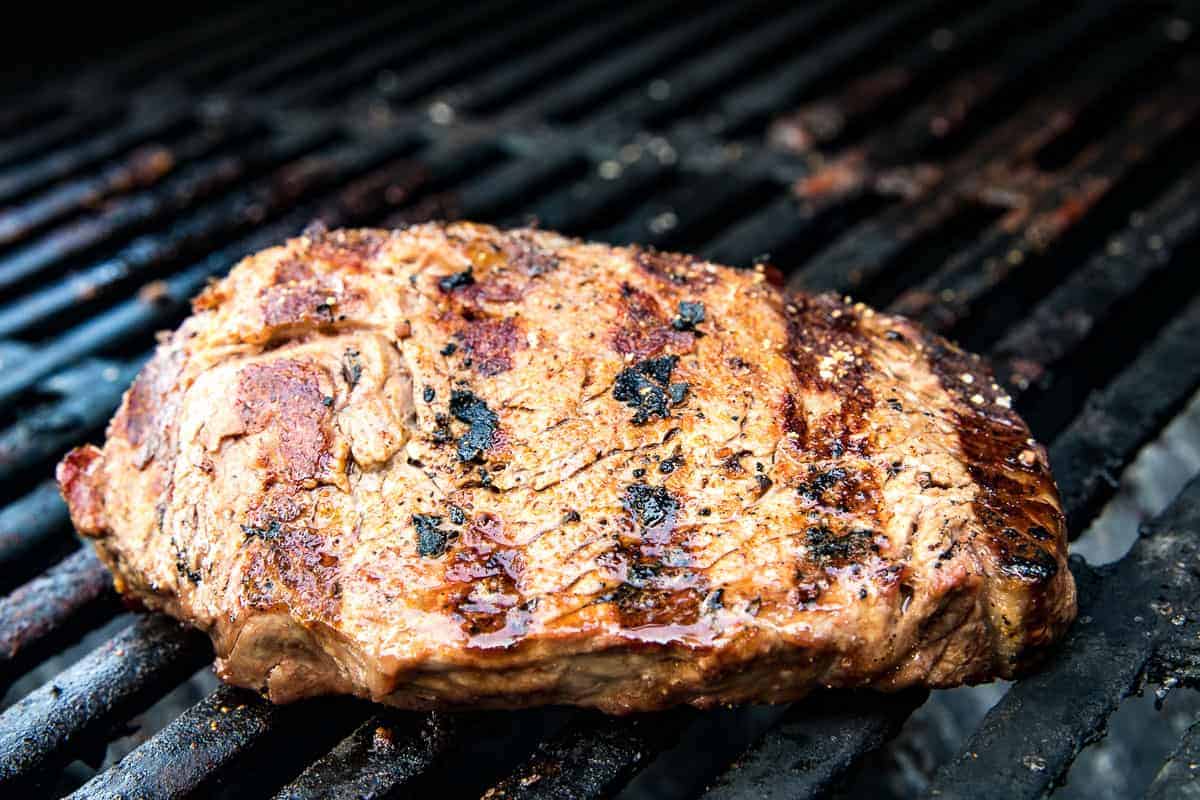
[58,223,1075,713]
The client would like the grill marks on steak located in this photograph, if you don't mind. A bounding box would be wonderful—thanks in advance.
[56,223,1075,713]
[783,295,877,460]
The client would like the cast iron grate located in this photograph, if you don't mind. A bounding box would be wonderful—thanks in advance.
[1,0,1200,797]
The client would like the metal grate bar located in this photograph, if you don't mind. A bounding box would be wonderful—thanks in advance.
[0,548,116,689]
[888,82,1200,334]
[709,0,954,138]
[455,145,584,220]
[275,712,456,799]
[101,1,316,87]
[480,711,695,800]
[599,174,771,250]
[0,107,127,172]
[0,145,179,248]
[0,120,329,293]
[0,142,424,405]
[0,483,71,591]
[439,1,677,116]
[0,103,189,206]
[586,0,845,133]
[507,157,671,234]
[0,97,64,142]
[68,685,281,800]
[0,614,211,791]
[0,130,361,339]
[927,472,1200,798]
[1145,716,1200,800]
[0,359,142,485]
[698,194,806,266]
[269,0,535,106]
[698,690,926,800]
[505,1,764,123]
[852,0,1135,166]
[1049,294,1200,529]
[219,0,448,95]
[0,113,270,248]
[162,4,360,90]
[991,162,1200,395]
[769,0,1039,151]
[790,24,1182,299]
[352,0,612,108]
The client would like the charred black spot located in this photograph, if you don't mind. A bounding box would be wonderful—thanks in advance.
[613,355,680,424]
[1028,525,1052,541]
[632,468,646,478]
[668,382,689,405]
[628,562,660,585]
[796,467,847,502]
[804,526,876,563]
[440,342,458,356]
[448,505,466,526]
[423,386,436,403]
[562,509,581,523]
[450,390,499,462]
[242,521,283,542]
[176,559,202,584]
[432,412,453,444]
[672,300,706,331]
[999,550,1059,581]
[705,588,725,610]
[623,483,679,530]
[659,454,683,474]
[414,514,453,557]
[438,267,474,292]
[341,349,362,388]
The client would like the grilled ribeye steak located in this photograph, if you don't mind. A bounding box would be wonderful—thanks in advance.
[58,222,1075,713]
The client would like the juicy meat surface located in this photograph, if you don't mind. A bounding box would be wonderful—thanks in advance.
[58,223,1075,713]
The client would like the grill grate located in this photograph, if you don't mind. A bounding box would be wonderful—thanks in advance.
[1,0,1200,796]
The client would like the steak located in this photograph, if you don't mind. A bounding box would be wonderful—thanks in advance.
[57,223,1075,713]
